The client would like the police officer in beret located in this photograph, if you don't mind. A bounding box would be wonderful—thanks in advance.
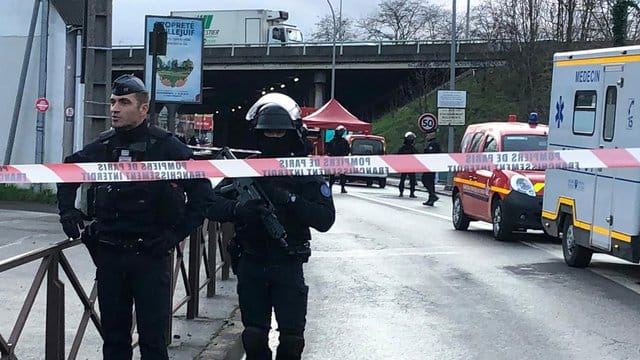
[206,93,336,360]
[56,74,213,359]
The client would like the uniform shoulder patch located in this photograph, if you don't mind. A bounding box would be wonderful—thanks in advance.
[320,183,332,198]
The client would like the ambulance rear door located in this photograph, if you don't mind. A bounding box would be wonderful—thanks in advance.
[590,66,621,251]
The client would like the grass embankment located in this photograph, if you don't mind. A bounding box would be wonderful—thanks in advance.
[373,68,549,153]
[0,185,57,204]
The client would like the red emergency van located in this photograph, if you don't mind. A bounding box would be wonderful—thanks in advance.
[452,120,548,240]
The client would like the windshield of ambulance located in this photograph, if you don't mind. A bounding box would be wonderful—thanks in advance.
[351,139,384,155]
[501,134,547,152]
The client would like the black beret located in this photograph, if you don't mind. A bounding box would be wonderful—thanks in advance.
[112,74,147,96]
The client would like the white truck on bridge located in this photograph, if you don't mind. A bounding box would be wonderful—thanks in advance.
[170,9,303,46]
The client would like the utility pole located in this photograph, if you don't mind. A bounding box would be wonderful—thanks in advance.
[326,0,337,99]
[465,0,470,38]
[83,0,112,144]
[447,0,457,188]
[35,0,50,165]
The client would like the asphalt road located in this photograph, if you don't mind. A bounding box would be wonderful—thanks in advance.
[294,184,640,360]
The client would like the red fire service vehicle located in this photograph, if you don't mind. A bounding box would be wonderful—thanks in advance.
[452,117,548,241]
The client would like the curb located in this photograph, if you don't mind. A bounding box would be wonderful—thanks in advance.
[194,307,244,360]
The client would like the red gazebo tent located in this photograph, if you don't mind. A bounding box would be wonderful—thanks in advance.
[302,99,371,134]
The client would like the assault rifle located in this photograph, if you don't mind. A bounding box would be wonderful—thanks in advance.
[216,147,289,249]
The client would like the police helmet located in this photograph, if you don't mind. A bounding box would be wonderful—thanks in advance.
[246,93,301,123]
[404,131,416,141]
[254,103,297,130]
[335,125,346,137]
[112,74,147,96]
[528,112,538,123]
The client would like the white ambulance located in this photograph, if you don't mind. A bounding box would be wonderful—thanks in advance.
[542,45,640,267]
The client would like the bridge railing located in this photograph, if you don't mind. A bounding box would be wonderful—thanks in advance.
[0,220,231,359]
[112,38,509,57]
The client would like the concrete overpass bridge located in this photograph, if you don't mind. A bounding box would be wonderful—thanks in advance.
[113,40,507,107]
[112,39,510,146]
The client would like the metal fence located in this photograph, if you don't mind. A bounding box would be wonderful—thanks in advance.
[0,220,231,360]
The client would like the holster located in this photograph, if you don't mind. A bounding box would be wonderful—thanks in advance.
[81,222,99,265]
[227,238,242,275]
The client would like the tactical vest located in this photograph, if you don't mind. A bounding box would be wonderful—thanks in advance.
[87,126,186,237]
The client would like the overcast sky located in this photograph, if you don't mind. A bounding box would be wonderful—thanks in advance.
[112,0,479,45]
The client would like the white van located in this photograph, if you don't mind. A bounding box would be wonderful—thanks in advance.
[542,45,640,267]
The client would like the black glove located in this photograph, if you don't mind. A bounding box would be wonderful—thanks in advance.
[266,186,294,206]
[150,230,184,257]
[59,208,88,239]
[234,199,269,224]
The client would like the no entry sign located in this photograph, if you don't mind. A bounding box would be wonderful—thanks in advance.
[417,113,437,133]
[35,98,49,113]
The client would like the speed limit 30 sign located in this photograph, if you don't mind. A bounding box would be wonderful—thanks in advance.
[417,113,437,133]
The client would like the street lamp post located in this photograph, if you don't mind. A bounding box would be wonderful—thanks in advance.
[465,0,470,39]
[326,0,337,99]
[446,0,457,188]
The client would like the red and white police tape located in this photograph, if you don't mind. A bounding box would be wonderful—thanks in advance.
[2,147,640,184]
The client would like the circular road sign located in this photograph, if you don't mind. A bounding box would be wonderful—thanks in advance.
[35,98,49,113]
[417,113,437,133]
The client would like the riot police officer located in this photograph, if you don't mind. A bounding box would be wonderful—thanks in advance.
[327,125,350,193]
[397,131,418,197]
[206,93,336,360]
[56,74,212,360]
[422,131,441,206]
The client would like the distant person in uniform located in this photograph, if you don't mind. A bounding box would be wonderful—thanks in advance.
[397,132,418,198]
[326,125,350,193]
[300,124,314,155]
[422,131,441,206]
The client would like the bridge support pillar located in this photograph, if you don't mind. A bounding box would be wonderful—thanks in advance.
[166,104,179,133]
[312,71,327,107]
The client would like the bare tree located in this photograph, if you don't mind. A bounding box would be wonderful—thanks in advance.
[358,0,446,40]
[311,15,359,41]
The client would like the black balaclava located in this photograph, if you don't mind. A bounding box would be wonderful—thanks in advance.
[257,130,298,157]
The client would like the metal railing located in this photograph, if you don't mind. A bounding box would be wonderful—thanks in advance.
[0,220,231,360]
[112,38,509,57]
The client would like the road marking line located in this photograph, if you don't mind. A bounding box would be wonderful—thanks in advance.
[0,236,28,250]
[347,192,451,221]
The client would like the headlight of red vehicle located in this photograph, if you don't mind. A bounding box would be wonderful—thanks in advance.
[510,174,536,197]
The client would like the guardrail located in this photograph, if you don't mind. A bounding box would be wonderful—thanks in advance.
[0,220,231,359]
[112,38,510,57]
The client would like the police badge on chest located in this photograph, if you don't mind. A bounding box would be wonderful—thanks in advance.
[118,149,132,162]
[114,142,146,162]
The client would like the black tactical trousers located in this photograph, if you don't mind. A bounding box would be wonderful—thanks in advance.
[421,172,436,198]
[237,257,309,360]
[329,174,346,189]
[96,245,171,360]
[399,173,416,195]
